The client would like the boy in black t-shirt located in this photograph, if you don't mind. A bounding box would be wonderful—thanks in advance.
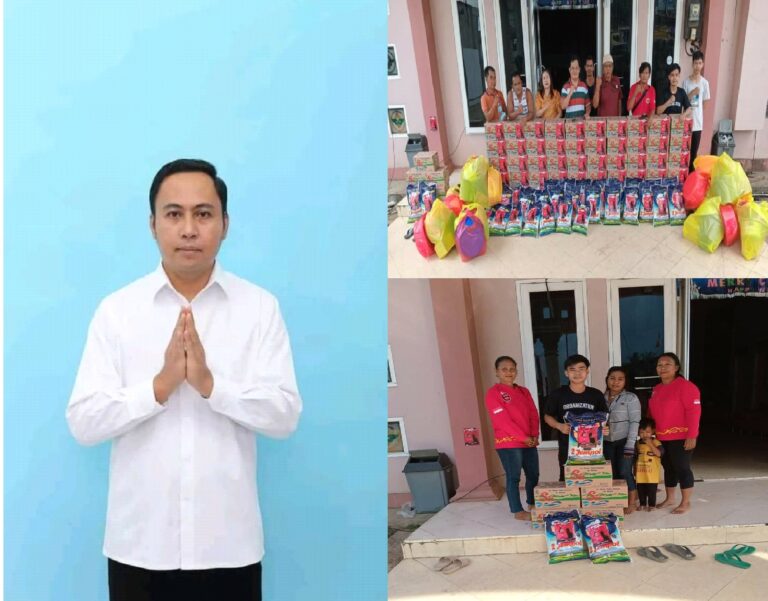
[544,354,609,481]
[656,62,692,116]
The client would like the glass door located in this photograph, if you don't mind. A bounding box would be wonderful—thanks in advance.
[650,0,678,96]
[519,281,588,448]
[608,280,676,409]
[607,0,635,114]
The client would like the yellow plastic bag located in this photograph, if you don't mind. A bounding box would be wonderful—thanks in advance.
[487,166,502,207]
[460,155,489,207]
[734,196,768,260]
[425,199,457,259]
[683,196,724,253]
[693,154,717,177]
[707,153,751,205]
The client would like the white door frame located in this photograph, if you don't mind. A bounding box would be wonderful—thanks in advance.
[517,279,590,449]
[607,279,676,390]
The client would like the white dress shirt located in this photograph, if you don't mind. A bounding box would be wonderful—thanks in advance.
[66,263,302,570]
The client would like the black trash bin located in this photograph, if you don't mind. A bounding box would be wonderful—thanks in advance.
[402,449,456,513]
[711,119,736,157]
[405,134,428,168]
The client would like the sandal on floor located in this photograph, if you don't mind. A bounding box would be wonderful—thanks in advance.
[441,558,470,574]
[714,550,751,569]
[727,544,756,556]
[663,543,696,559]
[432,556,455,571]
[637,546,668,562]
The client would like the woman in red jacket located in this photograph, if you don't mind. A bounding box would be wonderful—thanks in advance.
[648,352,702,514]
[485,356,540,520]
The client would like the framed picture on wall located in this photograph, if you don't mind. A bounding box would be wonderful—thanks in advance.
[388,44,399,78]
[388,106,408,136]
[387,344,397,387]
[388,417,408,456]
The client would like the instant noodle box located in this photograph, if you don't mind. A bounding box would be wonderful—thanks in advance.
[605,117,627,137]
[526,138,546,155]
[545,138,565,154]
[544,119,565,139]
[414,151,440,169]
[580,482,628,507]
[584,119,605,138]
[606,154,625,169]
[523,119,545,138]
[626,119,647,137]
[564,461,613,488]
[627,136,647,153]
[647,115,670,135]
[585,138,606,154]
[606,137,627,153]
[565,139,585,154]
[565,120,585,138]
[534,482,582,509]
[646,135,668,152]
[647,151,668,168]
[626,153,646,168]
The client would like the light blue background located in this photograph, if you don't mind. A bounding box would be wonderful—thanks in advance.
[5,2,385,599]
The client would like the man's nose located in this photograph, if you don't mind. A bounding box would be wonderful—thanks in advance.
[180,215,198,238]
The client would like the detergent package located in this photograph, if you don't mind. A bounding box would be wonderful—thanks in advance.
[548,183,563,218]
[652,184,670,227]
[544,510,588,565]
[669,184,686,225]
[586,182,602,224]
[521,190,539,237]
[489,206,509,236]
[506,194,522,236]
[420,181,438,213]
[565,411,608,464]
[406,183,424,222]
[555,194,573,234]
[622,185,640,225]
[637,182,654,224]
[580,514,631,564]
[538,192,556,236]
[571,199,589,236]
[602,180,622,224]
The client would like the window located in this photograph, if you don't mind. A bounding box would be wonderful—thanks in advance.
[498,0,527,90]
[651,0,678,95]
[453,0,488,129]
[387,344,397,386]
[388,418,409,456]
[609,0,634,114]
[388,45,399,78]
[388,106,408,137]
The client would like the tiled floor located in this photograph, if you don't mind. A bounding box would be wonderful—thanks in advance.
[389,542,768,600]
[402,479,768,559]
[389,214,768,278]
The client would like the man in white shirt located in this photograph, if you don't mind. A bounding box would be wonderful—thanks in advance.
[67,159,302,601]
[682,50,711,172]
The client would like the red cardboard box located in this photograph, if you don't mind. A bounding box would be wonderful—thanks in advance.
[626,118,647,137]
[646,135,668,152]
[647,115,670,135]
[605,117,628,137]
[607,136,627,153]
[646,151,667,168]
[627,136,647,153]
[526,138,546,155]
[626,152,646,168]
[544,119,565,139]
[606,153,625,169]
[585,137,606,154]
[545,138,566,154]
[646,166,668,179]
[565,120,585,138]
[565,138,585,154]
[585,119,606,138]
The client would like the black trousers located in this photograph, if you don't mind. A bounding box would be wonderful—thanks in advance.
[557,439,567,482]
[689,130,702,172]
[660,439,695,489]
[637,483,658,507]
[108,559,262,601]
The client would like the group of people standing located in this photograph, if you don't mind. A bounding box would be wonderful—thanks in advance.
[481,51,710,171]
[485,352,702,521]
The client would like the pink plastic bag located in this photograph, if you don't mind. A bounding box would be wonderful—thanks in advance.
[413,214,435,258]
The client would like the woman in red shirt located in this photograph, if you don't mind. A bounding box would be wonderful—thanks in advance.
[485,356,540,520]
[648,352,702,514]
[627,62,656,117]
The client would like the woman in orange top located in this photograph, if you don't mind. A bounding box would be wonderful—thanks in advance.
[534,69,562,119]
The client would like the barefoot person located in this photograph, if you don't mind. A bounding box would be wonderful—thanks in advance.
[603,367,641,514]
[648,352,701,514]
[485,356,540,520]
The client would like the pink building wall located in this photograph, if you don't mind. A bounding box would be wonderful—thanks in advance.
[388,0,426,177]
[388,279,455,503]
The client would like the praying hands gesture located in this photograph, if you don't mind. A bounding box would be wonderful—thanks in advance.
[153,307,213,404]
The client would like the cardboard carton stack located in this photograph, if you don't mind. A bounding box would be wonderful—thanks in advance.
[667,115,693,181]
[406,151,449,196]
[604,117,628,181]
[531,481,581,529]
[584,118,607,180]
[544,119,567,182]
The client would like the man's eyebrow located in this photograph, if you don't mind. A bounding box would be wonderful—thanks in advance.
[159,202,216,211]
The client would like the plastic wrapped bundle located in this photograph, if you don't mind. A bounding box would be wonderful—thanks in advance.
[707,153,751,205]
[425,199,456,259]
[565,411,609,464]
[735,196,768,260]
[580,513,631,564]
[683,196,724,253]
[460,155,490,206]
[544,510,588,565]
[454,203,489,262]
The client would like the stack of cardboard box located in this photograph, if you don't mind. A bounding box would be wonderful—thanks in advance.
[584,118,607,180]
[668,115,693,181]
[406,151,449,196]
[605,117,628,180]
[544,119,567,182]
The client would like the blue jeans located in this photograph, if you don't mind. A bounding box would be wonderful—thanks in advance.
[603,438,636,492]
[497,447,540,513]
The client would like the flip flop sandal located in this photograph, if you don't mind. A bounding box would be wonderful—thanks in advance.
[432,556,455,572]
[637,546,668,562]
[404,227,414,240]
[441,558,470,575]
[663,544,696,559]
[728,544,756,556]
[714,550,751,569]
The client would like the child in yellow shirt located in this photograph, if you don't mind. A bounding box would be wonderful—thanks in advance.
[634,418,664,511]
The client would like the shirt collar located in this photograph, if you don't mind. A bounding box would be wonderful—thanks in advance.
[149,261,229,302]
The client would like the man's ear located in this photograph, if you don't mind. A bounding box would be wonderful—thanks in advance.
[222,213,229,240]
[150,214,157,239]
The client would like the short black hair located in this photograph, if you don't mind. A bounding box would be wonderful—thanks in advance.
[667,63,681,77]
[639,417,656,431]
[484,66,496,78]
[639,61,651,75]
[605,365,630,389]
[564,354,590,370]
[692,50,704,62]
[495,356,517,369]
[149,158,228,216]
[657,352,682,377]
[511,72,523,83]
[585,55,595,65]
[569,55,581,68]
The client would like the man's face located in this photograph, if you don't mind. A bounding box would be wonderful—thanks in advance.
[640,68,650,84]
[150,171,228,278]
[693,58,704,74]
[603,62,613,80]
[668,69,680,88]
[486,70,497,90]
[585,60,594,76]
[569,61,580,81]
[565,362,589,386]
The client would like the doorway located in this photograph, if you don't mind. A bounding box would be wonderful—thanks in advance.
[536,7,598,93]
[688,296,768,478]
